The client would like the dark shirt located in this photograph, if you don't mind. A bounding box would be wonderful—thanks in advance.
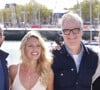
[52,44,98,90]
[0,49,9,90]
[0,60,4,90]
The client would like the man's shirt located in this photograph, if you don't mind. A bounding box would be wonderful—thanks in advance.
[0,60,4,90]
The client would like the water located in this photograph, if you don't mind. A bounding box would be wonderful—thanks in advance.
[1,41,57,66]
[1,41,21,66]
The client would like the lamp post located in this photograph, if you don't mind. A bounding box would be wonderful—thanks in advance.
[31,0,40,25]
[90,0,92,42]
[97,6,100,26]
[90,0,92,26]
[77,0,82,17]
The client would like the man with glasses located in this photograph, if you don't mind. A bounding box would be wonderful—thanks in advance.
[52,12,99,90]
[0,27,9,90]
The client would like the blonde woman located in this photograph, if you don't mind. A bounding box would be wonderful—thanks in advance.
[9,31,54,90]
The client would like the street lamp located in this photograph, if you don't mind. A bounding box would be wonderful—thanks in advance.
[89,0,92,42]
[96,6,100,26]
[5,3,17,27]
[76,0,82,17]
[90,0,92,26]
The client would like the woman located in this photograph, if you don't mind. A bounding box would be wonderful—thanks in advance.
[9,31,54,90]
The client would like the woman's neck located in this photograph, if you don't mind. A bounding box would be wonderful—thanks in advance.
[22,61,37,72]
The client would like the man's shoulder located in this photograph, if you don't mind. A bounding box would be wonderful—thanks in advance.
[0,49,9,59]
[85,45,100,53]
[86,46,98,55]
[0,49,9,55]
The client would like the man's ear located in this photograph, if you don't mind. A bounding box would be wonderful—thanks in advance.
[0,35,5,47]
[2,35,5,41]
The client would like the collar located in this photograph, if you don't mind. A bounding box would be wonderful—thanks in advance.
[0,49,9,60]
[60,42,90,55]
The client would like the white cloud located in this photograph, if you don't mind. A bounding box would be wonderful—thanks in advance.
[0,0,30,9]
[0,0,99,10]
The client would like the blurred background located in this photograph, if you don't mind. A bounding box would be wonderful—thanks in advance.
[0,0,100,66]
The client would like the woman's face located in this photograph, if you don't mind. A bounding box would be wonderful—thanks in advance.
[24,37,41,62]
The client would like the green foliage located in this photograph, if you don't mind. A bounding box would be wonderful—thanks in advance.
[0,0,100,26]
[71,0,100,21]
[0,2,52,25]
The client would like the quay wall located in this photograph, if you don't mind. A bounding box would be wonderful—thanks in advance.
[3,28,62,41]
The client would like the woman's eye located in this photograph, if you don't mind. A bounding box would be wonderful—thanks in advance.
[27,45,32,47]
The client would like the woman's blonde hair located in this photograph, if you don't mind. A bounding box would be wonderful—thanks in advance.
[20,30,53,86]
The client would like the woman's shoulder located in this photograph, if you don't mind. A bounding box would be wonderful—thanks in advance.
[9,64,19,79]
[9,64,18,72]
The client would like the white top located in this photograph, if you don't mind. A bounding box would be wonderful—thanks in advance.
[73,54,81,72]
[11,65,46,90]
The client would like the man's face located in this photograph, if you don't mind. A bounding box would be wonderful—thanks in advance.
[62,20,83,49]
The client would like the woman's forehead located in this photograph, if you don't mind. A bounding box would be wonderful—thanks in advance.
[26,37,39,44]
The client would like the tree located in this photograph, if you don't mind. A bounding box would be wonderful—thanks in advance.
[0,2,52,27]
[71,0,100,25]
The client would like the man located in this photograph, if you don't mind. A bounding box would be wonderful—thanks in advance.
[52,12,99,90]
[0,27,9,90]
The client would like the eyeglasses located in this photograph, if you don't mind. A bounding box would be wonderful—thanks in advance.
[63,28,80,35]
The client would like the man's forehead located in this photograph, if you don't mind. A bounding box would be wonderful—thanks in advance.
[62,20,80,29]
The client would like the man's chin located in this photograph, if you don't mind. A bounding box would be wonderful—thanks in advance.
[68,45,78,49]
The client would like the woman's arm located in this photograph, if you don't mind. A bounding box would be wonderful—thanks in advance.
[46,70,54,90]
[9,65,17,90]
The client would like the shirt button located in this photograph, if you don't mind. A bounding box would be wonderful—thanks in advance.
[71,68,74,71]
[76,82,78,85]
[60,73,64,76]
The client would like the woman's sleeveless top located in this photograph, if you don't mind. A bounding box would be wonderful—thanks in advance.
[11,64,46,90]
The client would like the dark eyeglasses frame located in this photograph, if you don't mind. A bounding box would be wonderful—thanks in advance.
[62,28,81,35]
